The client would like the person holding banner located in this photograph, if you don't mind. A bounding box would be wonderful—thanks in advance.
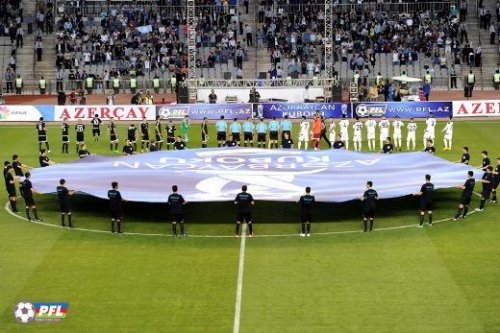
[256,118,267,148]
[491,158,499,203]
[413,174,434,227]
[392,116,404,152]
[475,166,494,212]
[453,171,476,221]
[378,116,390,150]
[365,115,377,152]
[406,118,418,151]
[268,116,280,149]
[298,116,310,150]
[441,116,454,150]
[360,181,379,232]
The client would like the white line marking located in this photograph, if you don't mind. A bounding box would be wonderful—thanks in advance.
[233,224,246,333]
[3,201,481,238]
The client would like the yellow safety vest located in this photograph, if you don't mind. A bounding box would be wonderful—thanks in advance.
[15,78,23,87]
[153,78,160,88]
[286,76,292,86]
[312,76,319,86]
[129,69,136,77]
[170,77,177,86]
[424,74,432,83]
[494,73,500,82]
[39,80,46,89]
[86,77,93,88]
[376,75,383,85]
[353,73,360,83]
[468,74,475,84]
[113,78,120,88]
[130,78,137,88]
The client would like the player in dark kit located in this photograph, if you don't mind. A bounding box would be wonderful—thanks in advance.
[282,132,293,148]
[108,182,124,233]
[382,137,394,154]
[57,179,75,227]
[478,150,491,170]
[155,116,163,150]
[453,171,476,220]
[20,172,42,221]
[12,154,30,179]
[39,149,54,167]
[234,185,255,237]
[413,174,434,227]
[475,166,494,211]
[201,117,209,148]
[360,181,379,232]
[122,139,134,155]
[75,119,85,153]
[91,114,102,141]
[127,124,138,151]
[167,185,187,237]
[166,120,176,150]
[140,118,150,152]
[424,139,436,155]
[108,118,119,153]
[36,117,50,152]
[492,158,500,203]
[174,136,186,150]
[457,146,470,164]
[61,118,70,153]
[4,165,19,213]
[298,186,315,237]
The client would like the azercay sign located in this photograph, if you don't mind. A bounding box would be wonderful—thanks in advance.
[254,103,350,119]
[157,104,252,120]
[353,102,452,118]
[30,149,474,203]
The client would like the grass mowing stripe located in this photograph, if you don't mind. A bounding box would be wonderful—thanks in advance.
[233,224,247,333]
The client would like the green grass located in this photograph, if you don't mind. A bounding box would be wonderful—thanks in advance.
[0,120,499,332]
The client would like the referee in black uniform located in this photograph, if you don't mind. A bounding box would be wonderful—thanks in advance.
[360,181,379,232]
[298,186,315,237]
[167,185,187,237]
[453,171,476,220]
[108,182,124,233]
[57,179,75,227]
[413,174,434,227]
[234,185,254,237]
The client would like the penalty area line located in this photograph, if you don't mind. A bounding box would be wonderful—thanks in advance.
[4,201,480,238]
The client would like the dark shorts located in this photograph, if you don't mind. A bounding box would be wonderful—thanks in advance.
[142,134,149,141]
[363,207,376,218]
[38,135,47,142]
[420,201,432,211]
[202,132,208,142]
[269,131,278,140]
[257,133,266,142]
[167,136,175,144]
[110,134,118,142]
[155,135,163,142]
[110,209,123,220]
[481,189,492,199]
[217,132,226,141]
[170,214,184,223]
[23,195,35,206]
[76,133,84,143]
[128,136,136,143]
[60,202,71,213]
[92,129,100,136]
[62,135,69,143]
[493,178,500,190]
[6,186,16,197]
[460,195,472,205]
[237,213,252,223]
[300,213,312,223]
[232,133,241,141]
[244,132,253,141]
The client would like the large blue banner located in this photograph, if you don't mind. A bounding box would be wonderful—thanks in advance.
[157,104,252,120]
[254,103,350,119]
[352,102,452,118]
[31,149,475,203]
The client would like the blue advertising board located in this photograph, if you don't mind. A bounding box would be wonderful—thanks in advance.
[254,103,350,119]
[157,104,252,120]
[352,102,452,118]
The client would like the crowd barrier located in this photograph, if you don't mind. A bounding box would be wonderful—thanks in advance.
[1,101,499,122]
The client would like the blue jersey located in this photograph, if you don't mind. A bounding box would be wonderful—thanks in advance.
[216,120,227,132]
[269,120,279,132]
[230,122,241,133]
[243,122,254,133]
[256,122,267,133]
[281,120,292,131]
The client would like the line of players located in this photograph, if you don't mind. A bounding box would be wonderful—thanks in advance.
[5,158,498,236]
[34,113,454,155]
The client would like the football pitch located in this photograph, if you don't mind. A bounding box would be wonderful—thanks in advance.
[1,120,499,332]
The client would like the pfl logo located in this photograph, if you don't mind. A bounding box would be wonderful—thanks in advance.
[14,301,69,323]
[159,106,188,120]
[355,104,386,117]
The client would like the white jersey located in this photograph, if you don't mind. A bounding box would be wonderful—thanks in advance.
[407,122,417,138]
[365,119,377,139]
[353,121,363,141]
[339,119,350,140]
[328,122,336,141]
[379,119,390,137]
[299,120,310,141]
[392,120,404,138]
[425,118,436,138]
[443,121,453,139]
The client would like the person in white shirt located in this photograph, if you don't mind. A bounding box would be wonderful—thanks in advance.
[353,117,363,151]
[339,115,350,150]
[423,114,436,148]
[441,116,454,150]
[328,118,336,148]
[365,115,377,151]
[392,116,404,151]
[378,116,390,149]
[407,117,418,150]
[297,116,310,150]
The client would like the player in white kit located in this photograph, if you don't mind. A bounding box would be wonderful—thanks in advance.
[441,116,454,150]
[365,115,377,151]
[392,116,404,151]
[298,116,310,150]
[406,117,418,150]
[378,116,390,149]
[423,114,436,148]
[328,118,336,149]
[339,115,350,150]
[352,117,363,151]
